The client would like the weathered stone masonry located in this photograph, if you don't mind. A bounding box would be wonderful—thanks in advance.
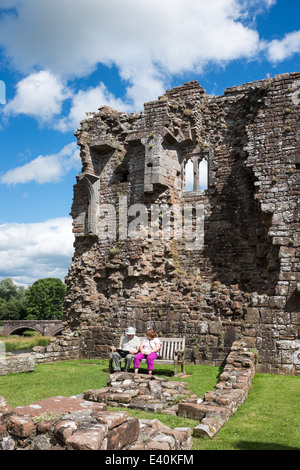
[63,73,300,375]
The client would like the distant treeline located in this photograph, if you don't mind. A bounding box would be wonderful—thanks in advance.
[0,277,66,321]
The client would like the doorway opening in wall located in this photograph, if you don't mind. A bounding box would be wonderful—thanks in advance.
[184,157,208,192]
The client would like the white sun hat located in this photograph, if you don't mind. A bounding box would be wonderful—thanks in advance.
[125,327,136,335]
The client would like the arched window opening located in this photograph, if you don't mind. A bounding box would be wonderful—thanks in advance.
[184,156,208,192]
[119,170,129,182]
[184,159,194,191]
[115,164,129,183]
[199,158,208,191]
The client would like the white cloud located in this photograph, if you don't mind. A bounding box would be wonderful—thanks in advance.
[3,71,130,130]
[0,0,271,110]
[0,217,74,286]
[1,1,296,124]
[4,70,71,123]
[267,30,300,62]
[0,142,80,185]
[55,82,132,132]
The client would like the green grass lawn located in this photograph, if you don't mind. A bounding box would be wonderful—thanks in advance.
[0,359,299,451]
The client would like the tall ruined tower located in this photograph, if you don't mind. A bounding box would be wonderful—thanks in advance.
[64,74,300,374]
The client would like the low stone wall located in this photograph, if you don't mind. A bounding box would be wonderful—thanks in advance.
[0,335,80,374]
[84,372,197,414]
[0,353,35,376]
[178,341,256,438]
[32,335,80,364]
[0,395,191,451]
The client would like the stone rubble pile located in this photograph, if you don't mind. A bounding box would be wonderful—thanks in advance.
[0,395,191,451]
[84,372,197,414]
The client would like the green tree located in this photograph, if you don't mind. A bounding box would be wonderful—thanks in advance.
[0,278,19,301]
[25,278,66,320]
[0,278,27,320]
[0,299,26,320]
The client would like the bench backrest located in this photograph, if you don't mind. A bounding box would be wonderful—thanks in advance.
[159,337,185,360]
[119,336,185,361]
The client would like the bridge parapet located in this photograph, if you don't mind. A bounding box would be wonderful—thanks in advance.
[0,320,64,337]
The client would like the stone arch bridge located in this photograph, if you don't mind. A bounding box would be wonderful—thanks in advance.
[0,320,64,337]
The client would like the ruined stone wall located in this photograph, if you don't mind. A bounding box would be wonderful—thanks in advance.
[64,73,300,374]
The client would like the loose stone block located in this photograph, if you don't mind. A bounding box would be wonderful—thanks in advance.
[106,417,140,450]
[7,415,35,438]
[54,420,78,443]
[193,417,223,439]
[0,353,35,376]
[65,426,107,450]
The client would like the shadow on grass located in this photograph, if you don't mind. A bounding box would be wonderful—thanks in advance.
[105,368,175,377]
[236,441,300,451]
[102,364,177,376]
[103,363,224,382]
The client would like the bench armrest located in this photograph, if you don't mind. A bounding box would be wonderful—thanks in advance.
[174,349,185,359]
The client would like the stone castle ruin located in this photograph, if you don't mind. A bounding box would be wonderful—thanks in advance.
[62,73,300,375]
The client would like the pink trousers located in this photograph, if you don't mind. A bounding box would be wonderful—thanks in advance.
[134,352,158,371]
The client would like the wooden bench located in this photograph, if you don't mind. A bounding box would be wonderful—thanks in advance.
[109,336,186,376]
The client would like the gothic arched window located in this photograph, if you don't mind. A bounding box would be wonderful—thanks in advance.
[198,158,208,191]
[184,159,194,191]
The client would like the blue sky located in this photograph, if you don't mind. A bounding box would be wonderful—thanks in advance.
[0,0,299,286]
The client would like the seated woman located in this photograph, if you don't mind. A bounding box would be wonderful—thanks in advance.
[134,329,161,375]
